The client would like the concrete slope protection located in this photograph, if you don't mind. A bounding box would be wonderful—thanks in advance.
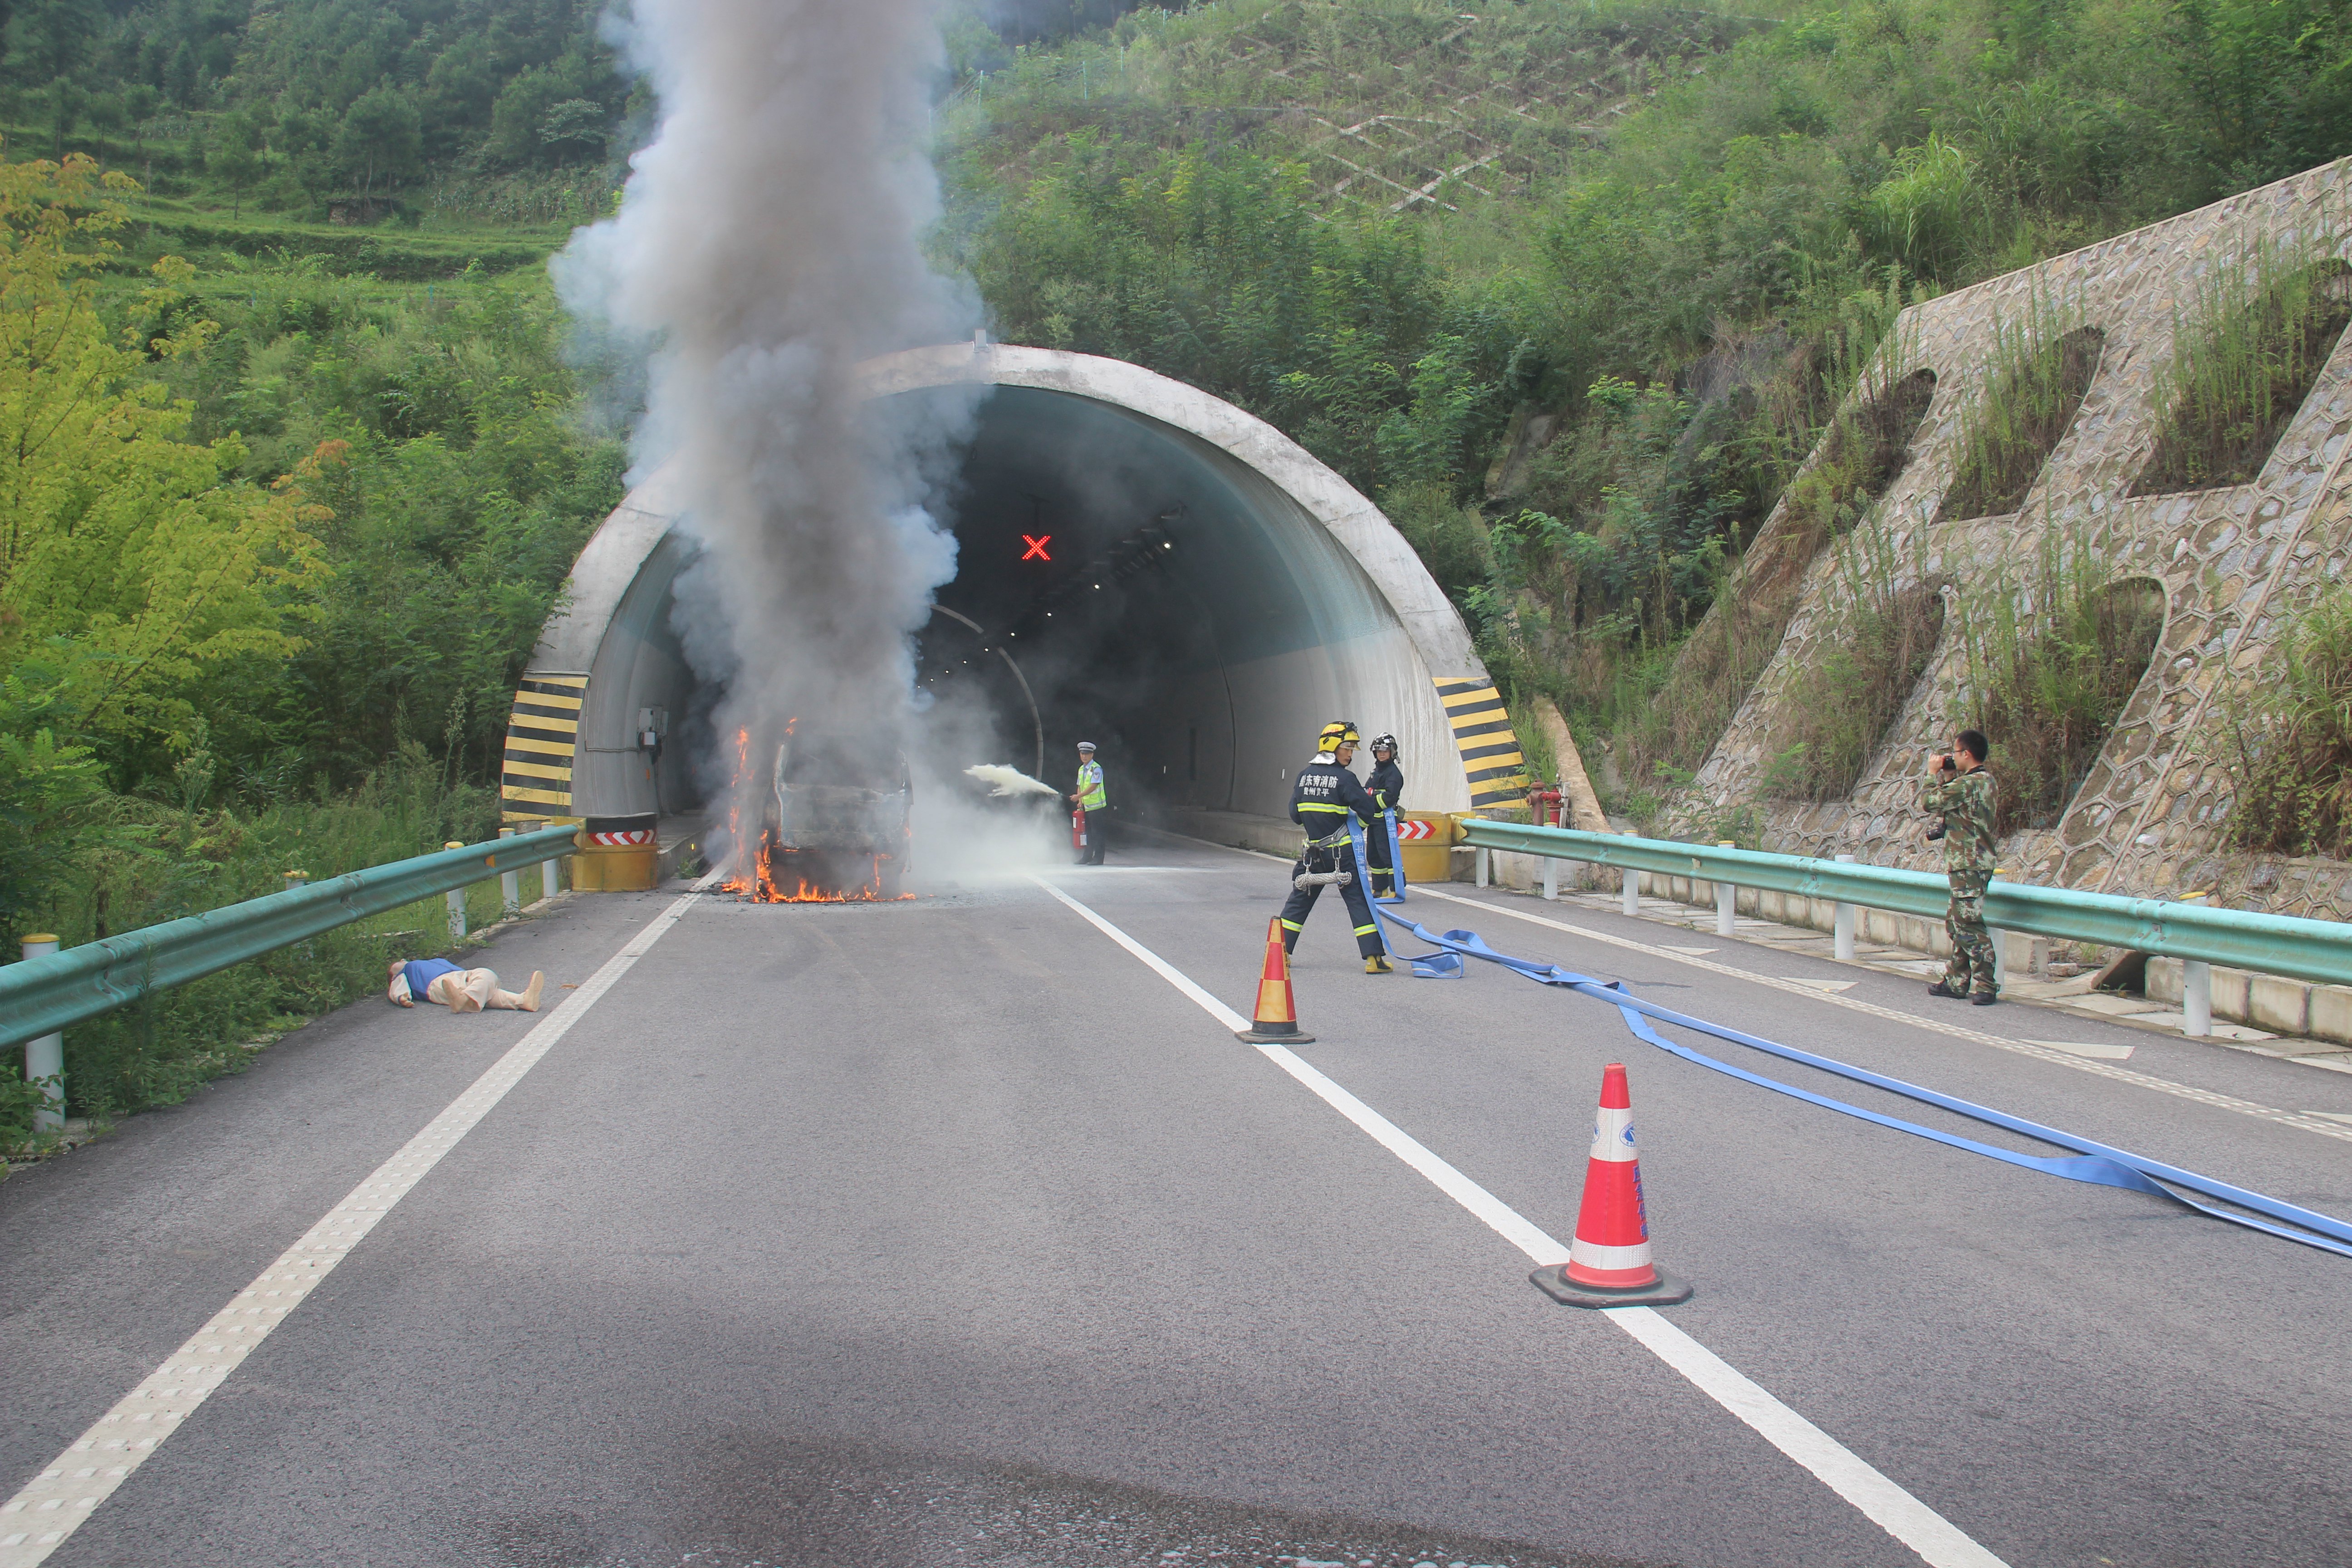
[523,341,1496,827]
[2,852,2349,1566]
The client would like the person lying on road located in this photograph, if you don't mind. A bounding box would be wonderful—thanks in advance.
[387,957,545,1014]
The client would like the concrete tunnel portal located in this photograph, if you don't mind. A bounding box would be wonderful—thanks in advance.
[503,342,1522,850]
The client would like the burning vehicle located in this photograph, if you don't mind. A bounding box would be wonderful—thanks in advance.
[740,727,915,901]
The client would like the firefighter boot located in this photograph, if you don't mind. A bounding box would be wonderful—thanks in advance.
[1365,954,1394,975]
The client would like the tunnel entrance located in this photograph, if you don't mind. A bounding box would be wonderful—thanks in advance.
[506,343,1507,855]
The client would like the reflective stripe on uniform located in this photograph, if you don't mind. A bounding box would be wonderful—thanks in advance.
[1353,923,1377,936]
[1279,919,1304,931]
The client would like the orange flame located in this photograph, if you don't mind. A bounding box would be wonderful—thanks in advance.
[716,719,911,902]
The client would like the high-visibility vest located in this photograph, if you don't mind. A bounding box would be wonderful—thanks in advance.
[1075,760,1107,811]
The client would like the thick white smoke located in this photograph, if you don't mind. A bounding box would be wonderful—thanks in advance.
[556,0,978,873]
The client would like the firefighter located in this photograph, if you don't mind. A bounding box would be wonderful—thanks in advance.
[1363,733,1403,898]
[1069,741,1107,864]
[1279,721,1392,974]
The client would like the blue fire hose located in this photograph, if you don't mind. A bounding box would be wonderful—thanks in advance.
[1352,854,2352,1260]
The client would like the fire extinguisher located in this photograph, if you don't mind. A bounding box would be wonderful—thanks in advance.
[1072,807,1087,850]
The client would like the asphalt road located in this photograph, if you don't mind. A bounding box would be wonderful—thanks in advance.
[4,833,2349,1568]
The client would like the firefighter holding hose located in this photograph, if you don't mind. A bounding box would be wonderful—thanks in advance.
[1364,733,1403,899]
[1278,721,1392,974]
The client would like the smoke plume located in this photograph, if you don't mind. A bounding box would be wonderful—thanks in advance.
[556,0,977,869]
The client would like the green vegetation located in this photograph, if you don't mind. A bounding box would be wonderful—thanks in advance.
[1762,522,1946,801]
[2228,586,2352,858]
[2136,249,2352,494]
[8,0,2352,1138]
[943,0,2352,799]
[0,153,618,1144]
[1937,319,2103,522]
[3,0,627,218]
[1957,541,2165,835]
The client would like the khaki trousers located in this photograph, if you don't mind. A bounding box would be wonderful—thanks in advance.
[425,969,530,1013]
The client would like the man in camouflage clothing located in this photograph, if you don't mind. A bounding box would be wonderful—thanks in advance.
[1921,729,1999,1004]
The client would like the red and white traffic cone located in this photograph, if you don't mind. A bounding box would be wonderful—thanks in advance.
[1235,916,1316,1044]
[1531,1062,1692,1308]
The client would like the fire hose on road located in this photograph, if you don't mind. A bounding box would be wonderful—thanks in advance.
[1346,819,2352,1262]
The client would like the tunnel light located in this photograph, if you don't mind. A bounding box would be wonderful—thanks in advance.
[1163,542,1172,549]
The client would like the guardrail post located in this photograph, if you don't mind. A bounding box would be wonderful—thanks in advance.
[1990,867,2009,990]
[283,870,308,894]
[444,842,468,940]
[20,935,64,1131]
[1833,853,1857,961]
[498,826,521,918]
[2181,890,2212,1036]
[1475,845,1490,888]
[1621,832,1639,918]
[539,821,561,903]
[1541,852,1557,902]
[1714,841,1736,935]
[2183,960,2213,1036]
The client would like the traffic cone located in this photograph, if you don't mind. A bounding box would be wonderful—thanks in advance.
[1235,916,1316,1044]
[1530,1063,1692,1308]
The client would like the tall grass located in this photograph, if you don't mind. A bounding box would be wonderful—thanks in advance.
[1615,306,1935,792]
[2,750,536,1145]
[2134,242,2352,494]
[1936,316,2103,522]
[2227,586,2352,857]
[1956,531,2165,834]
[1761,521,1947,801]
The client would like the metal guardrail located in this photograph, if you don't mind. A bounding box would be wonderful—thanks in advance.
[1456,819,2352,990]
[0,825,580,1053]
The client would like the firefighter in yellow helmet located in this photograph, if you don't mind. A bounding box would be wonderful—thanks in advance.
[1277,721,1392,974]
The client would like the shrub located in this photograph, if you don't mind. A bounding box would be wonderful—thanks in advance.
[1937,318,2103,522]
[2134,248,2352,494]
[1957,537,2165,833]
[2226,587,2352,857]
[1762,523,1947,800]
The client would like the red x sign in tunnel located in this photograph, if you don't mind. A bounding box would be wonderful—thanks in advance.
[1020,534,1051,561]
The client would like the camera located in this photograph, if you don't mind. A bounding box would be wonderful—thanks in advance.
[1925,821,1946,841]
[1932,752,1955,773]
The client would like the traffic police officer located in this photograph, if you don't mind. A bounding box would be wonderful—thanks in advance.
[1279,721,1392,974]
[1069,741,1107,865]
[1363,733,1403,899]
[1921,728,1998,1003]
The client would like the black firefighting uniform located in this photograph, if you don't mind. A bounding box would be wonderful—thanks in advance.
[1364,756,1404,898]
[1279,755,1387,959]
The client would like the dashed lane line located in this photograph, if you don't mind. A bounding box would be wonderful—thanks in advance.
[1407,883,2352,1145]
[1165,837,2352,1142]
[1027,873,2010,1568]
[0,880,717,1568]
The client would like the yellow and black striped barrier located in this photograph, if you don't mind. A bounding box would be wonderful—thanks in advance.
[1435,678,1526,810]
[501,673,587,821]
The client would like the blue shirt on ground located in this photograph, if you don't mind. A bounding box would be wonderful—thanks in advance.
[403,958,461,997]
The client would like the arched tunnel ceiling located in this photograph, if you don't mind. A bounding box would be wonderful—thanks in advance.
[516,343,1504,830]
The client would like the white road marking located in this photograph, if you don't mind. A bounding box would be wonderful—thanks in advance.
[0,884,714,1568]
[1785,977,1859,993]
[1029,875,2010,1568]
[2026,1039,2136,1062]
[1408,884,2352,1145]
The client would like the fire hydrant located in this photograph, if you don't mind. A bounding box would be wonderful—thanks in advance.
[1526,785,1567,828]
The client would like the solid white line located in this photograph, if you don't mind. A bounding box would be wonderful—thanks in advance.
[0,886,711,1568]
[1027,874,2008,1568]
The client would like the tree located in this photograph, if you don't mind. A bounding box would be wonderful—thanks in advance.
[206,110,262,218]
[332,85,421,209]
[0,157,329,754]
[3,0,101,156]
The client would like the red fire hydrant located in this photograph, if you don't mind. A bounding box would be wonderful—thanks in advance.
[1526,785,1567,828]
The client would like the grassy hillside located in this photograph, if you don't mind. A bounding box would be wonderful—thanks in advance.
[941,0,2352,809]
